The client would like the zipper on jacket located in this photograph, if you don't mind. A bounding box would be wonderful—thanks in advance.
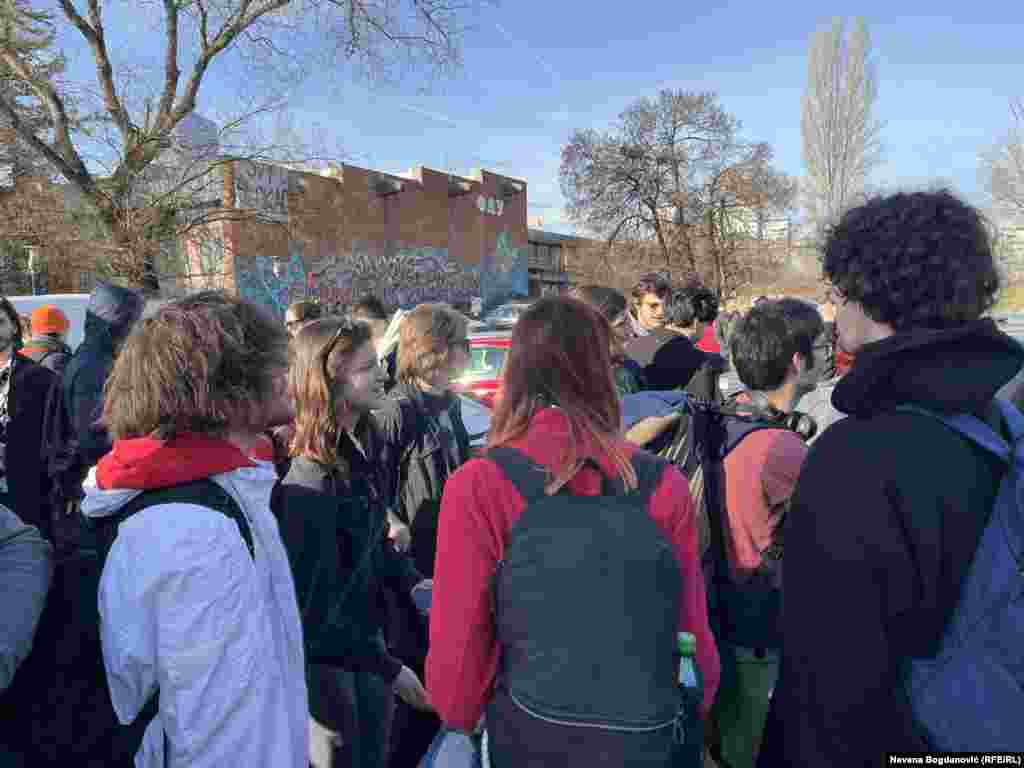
[507,690,681,735]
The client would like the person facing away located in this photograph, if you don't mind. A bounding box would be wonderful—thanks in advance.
[708,298,827,768]
[80,292,308,768]
[273,316,433,768]
[0,297,56,537]
[21,305,72,375]
[759,189,1024,767]
[570,284,643,396]
[427,296,720,767]
[61,281,144,472]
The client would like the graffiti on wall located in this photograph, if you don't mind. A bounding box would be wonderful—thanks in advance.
[235,244,307,316]
[234,230,527,316]
[480,231,529,310]
[310,243,480,310]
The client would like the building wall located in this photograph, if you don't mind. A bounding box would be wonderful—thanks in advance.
[227,163,530,317]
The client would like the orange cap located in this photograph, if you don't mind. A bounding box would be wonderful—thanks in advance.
[30,304,69,335]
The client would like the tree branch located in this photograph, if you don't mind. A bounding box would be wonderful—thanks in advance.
[157,0,181,120]
[0,49,87,178]
[59,0,133,141]
[0,93,95,196]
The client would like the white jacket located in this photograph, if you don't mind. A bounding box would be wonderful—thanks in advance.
[81,463,308,768]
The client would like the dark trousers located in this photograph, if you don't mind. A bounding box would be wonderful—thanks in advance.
[309,666,395,768]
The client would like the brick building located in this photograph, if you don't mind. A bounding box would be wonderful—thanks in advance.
[1,156,532,318]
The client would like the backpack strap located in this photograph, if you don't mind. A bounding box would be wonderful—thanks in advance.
[486,447,550,503]
[895,402,1024,466]
[94,478,255,560]
[486,446,667,503]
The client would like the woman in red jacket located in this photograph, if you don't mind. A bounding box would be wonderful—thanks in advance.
[426,296,719,767]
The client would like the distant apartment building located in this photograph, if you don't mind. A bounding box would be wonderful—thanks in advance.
[526,228,572,296]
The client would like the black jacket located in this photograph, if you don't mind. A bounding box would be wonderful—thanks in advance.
[626,330,726,401]
[273,426,422,684]
[374,380,470,578]
[1,356,55,534]
[60,282,143,471]
[21,336,71,377]
[761,320,1024,767]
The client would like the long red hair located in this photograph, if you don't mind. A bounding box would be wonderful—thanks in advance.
[488,296,636,493]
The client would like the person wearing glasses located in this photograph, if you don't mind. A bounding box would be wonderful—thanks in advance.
[274,317,433,768]
[707,298,826,768]
[373,303,471,768]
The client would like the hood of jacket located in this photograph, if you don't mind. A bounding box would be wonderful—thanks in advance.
[833,318,1024,418]
[81,432,274,520]
[83,281,145,346]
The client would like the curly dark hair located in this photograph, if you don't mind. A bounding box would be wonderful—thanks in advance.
[690,287,719,324]
[822,189,1000,331]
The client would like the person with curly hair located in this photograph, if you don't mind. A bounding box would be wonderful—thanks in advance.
[759,190,1024,767]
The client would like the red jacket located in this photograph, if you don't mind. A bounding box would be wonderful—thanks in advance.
[426,407,720,731]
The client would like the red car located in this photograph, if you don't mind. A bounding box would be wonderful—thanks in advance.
[453,330,512,409]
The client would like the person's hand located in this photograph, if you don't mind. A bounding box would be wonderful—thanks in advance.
[389,520,411,553]
[411,579,433,616]
[393,665,433,712]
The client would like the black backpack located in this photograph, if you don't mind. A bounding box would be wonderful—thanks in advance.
[660,397,808,651]
[0,479,254,767]
[486,447,694,761]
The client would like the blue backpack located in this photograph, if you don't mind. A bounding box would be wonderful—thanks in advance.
[898,400,1024,751]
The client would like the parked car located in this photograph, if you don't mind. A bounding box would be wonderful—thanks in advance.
[480,301,532,328]
[457,393,491,450]
[452,329,512,409]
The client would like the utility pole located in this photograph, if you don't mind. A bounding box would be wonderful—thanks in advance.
[27,246,38,295]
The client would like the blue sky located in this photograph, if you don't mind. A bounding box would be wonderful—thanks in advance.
[53,0,1024,234]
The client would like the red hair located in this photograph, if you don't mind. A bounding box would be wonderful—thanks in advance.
[488,296,636,493]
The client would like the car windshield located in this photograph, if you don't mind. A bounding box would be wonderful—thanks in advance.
[463,344,508,379]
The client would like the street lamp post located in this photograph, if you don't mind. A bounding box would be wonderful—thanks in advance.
[27,246,37,296]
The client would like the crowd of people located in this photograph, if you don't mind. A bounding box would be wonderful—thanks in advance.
[0,187,1021,768]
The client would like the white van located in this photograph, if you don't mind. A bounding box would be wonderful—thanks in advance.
[8,294,91,350]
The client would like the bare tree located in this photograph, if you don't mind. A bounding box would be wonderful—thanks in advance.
[0,0,477,292]
[560,90,795,300]
[983,99,1024,221]
[800,17,883,234]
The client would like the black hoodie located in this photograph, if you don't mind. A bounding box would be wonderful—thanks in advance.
[760,319,1024,768]
[60,282,144,471]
